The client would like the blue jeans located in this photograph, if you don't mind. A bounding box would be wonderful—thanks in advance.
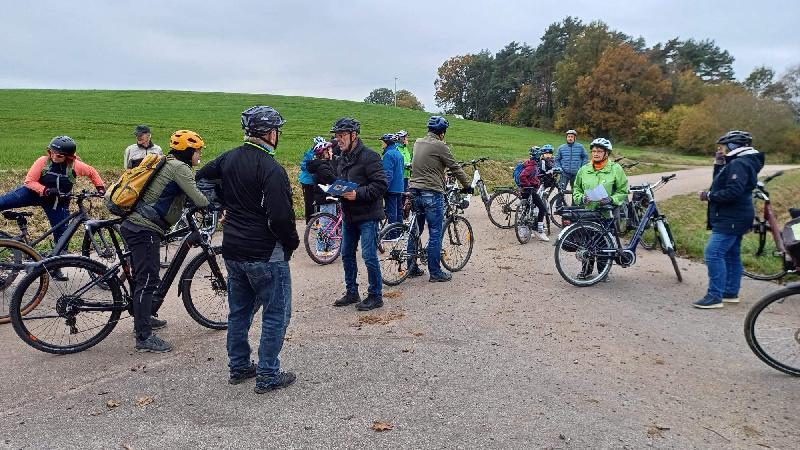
[559,172,577,191]
[384,193,402,225]
[408,190,446,277]
[704,232,744,300]
[0,185,70,245]
[225,259,292,378]
[341,219,382,297]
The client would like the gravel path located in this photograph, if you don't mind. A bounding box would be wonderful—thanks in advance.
[1,165,797,449]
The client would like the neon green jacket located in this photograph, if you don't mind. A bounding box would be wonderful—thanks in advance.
[572,161,629,209]
[397,144,412,179]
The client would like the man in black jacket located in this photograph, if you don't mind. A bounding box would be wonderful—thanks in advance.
[695,130,764,309]
[196,105,299,393]
[320,118,388,311]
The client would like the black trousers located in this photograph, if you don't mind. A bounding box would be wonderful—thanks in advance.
[120,225,162,341]
[301,183,316,223]
[520,188,546,223]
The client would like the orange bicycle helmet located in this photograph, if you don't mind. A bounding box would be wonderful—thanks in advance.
[169,130,205,151]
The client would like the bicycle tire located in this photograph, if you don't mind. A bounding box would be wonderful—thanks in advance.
[378,223,412,286]
[487,190,519,229]
[742,222,787,281]
[441,215,474,272]
[549,194,566,228]
[1,239,48,324]
[0,230,11,239]
[554,222,614,287]
[181,245,228,330]
[744,285,800,376]
[304,212,341,265]
[640,218,658,251]
[10,256,123,354]
[515,203,531,244]
[667,248,683,283]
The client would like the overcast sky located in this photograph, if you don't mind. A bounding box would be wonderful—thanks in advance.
[1,0,797,111]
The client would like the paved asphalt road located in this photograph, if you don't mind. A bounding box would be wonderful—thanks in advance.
[1,165,798,449]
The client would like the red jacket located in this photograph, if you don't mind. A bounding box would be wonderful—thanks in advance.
[519,159,540,188]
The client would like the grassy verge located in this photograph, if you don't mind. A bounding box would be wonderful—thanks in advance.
[660,169,800,277]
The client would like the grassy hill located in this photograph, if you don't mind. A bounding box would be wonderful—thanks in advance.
[0,89,707,172]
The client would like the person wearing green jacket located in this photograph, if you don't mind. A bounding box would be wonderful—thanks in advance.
[571,137,629,280]
[396,130,412,191]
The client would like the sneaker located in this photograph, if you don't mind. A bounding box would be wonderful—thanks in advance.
[722,294,740,304]
[409,266,426,278]
[535,231,550,242]
[229,362,257,385]
[254,371,297,394]
[577,271,593,280]
[693,296,723,309]
[135,334,173,353]
[356,294,383,311]
[429,272,453,283]
[334,292,361,307]
[150,316,167,330]
[50,269,69,282]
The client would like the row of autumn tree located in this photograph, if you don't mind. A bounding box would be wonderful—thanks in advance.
[434,17,800,160]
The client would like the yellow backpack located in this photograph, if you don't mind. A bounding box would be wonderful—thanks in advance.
[105,154,167,217]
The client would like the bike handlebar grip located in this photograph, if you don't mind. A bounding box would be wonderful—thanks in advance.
[764,171,784,183]
[662,174,677,182]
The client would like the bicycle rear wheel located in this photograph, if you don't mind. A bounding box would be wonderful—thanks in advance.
[304,212,341,265]
[742,221,786,281]
[181,245,228,330]
[554,222,614,287]
[441,215,474,272]
[378,223,412,286]
[487,190,519,229]
[10,256,123,354]
[744,285,800,376]
[549,194,567,228]
[1,239,47,324]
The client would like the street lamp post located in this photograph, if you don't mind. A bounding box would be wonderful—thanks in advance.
[394,77,398,107]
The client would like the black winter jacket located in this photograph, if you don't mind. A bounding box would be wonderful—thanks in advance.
[707,148,765,235]
[306,159,337,206]
[196,143,299,261]
[314,140,387,224]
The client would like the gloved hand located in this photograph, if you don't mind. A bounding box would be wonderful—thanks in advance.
[545,169,554,175]
[461,186,473,195]
[96,186,106,195]
[43,187,59,197]
[597,197,612,206]
[699,191,709,201]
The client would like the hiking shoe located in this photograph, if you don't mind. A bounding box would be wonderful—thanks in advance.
[722,294,740,304]
[693,296,723,309]
[50,269,69,282]
[254,371,296,394]
[356,294,383,311]
[577,271,593,280]
[150,316,167,330]
[334,292,361,307]
[535,231,550,242]
[409,266,426,278]
[135,334,173,353]
[229,362,257,385]
[429,272,453,283]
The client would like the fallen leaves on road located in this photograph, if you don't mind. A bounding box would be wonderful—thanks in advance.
[354,311,405,326]
[135,396,154,407]
[106,399,121,409]
[743,424,762,438]
[410,331,424,337]
[384,291,403,299]
[647,424,670,438]
[121,444,134,450]
[371,421,394,432]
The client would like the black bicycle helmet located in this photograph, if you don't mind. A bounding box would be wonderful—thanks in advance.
[241,105,286,137]
[48,136,77,156]
[427,116,449,133]
[330,117,361,133]
[716,130,752,147]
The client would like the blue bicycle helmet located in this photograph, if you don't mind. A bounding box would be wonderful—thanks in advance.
[427,116,449,133]
[330,117,361,134]
[541,144,554,154]
[379,133,397,143]
[312,136,327,145]
[590,137,613,152]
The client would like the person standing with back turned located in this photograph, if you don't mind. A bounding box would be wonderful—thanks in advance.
[196,106,299,393]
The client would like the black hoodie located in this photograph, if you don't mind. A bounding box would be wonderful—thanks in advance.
[707,148,765,234]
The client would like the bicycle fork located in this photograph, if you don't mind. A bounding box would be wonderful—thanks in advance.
[654,218,674,252]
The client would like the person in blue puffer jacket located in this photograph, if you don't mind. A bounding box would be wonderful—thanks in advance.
[299,136,326,223]
[694,130,764,309]
[555,129,588,190]
[380,133,405,226]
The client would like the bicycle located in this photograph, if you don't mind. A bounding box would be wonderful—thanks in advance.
[304,199,343,265]
[744,281,800,376]
[378,187,474,285]
[539,169,572,229]
[553,174,681,287]
[161,207,220,268]
[514,187,550,244]
[458,157,519,229]
[0,239,48,324]
[9,207,228,354]
[742,171,797,280]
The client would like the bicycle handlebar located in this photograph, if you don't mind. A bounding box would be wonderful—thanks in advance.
[763,170,784,184]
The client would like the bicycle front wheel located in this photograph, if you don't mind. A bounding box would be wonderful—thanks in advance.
[554,222,614,287]
[181,245,228,330]
[744,285,800,376]
[487,190,519,229]
[640,218,658,251]
[1,239,47,324]
[378,223,412,286]
[304,212,342,265]
[742,221,786,281]
[441,215,474,272]
[10,256,123,354]
[515,204,531,244]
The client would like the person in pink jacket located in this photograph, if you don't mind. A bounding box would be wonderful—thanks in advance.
[0,136,105,258]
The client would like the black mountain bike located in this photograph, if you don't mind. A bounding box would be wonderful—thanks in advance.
[744,282,800,376]
[9,207,228,354]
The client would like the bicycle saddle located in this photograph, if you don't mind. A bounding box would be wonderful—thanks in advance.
[2,211,33,220]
